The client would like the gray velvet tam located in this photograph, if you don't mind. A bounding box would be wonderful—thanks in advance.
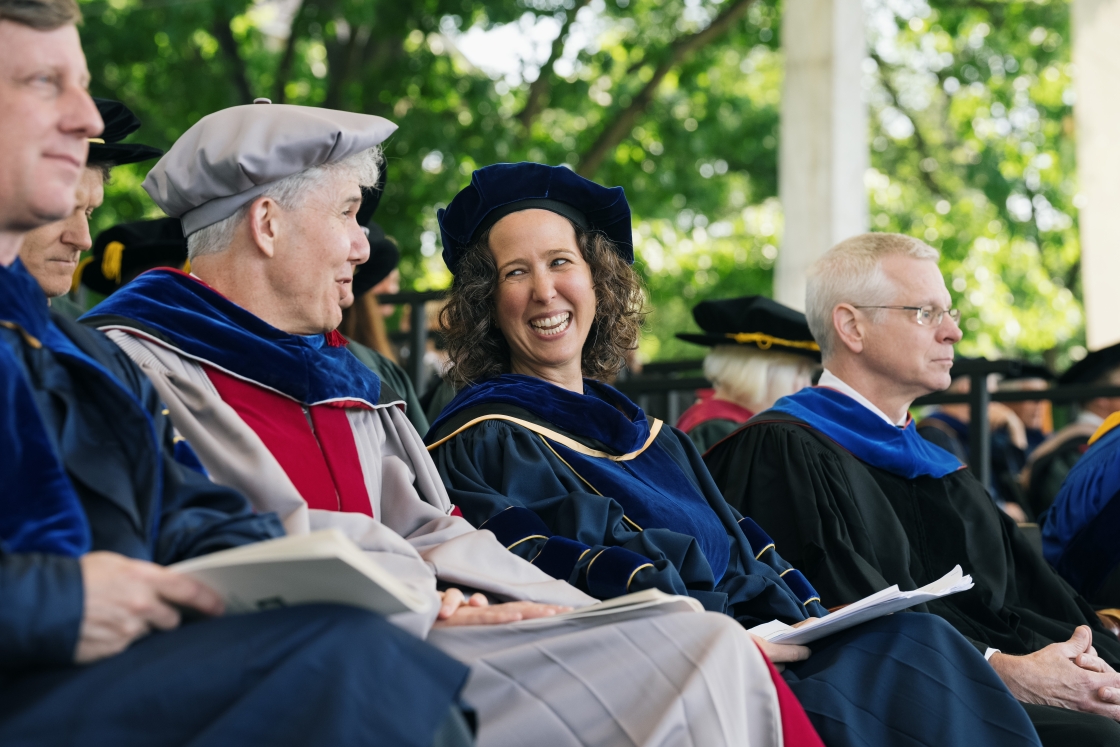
[142,104,397,235]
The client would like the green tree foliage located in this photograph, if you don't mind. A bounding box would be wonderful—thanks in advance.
[78,0,1079,364]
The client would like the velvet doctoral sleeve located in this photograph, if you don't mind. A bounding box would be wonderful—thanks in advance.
[0,552,83,671]
[430,420,731,606]
[704,421,896,607]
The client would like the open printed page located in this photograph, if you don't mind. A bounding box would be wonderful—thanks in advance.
[748,565,974,645]
[171,529,432,616]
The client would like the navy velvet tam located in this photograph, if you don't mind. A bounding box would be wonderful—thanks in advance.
[436,162,633,273]
[142,102,397,235]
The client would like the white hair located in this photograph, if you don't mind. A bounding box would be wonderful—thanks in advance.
[186,145,383,260]
[805,232,939,360]
[703,345,820,412]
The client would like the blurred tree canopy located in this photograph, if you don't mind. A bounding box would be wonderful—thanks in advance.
[78,0,1080,366]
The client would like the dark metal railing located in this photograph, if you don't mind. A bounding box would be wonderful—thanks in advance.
[376,290,446,389]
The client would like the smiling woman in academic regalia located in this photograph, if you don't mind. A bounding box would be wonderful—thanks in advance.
[424,162,1041,747]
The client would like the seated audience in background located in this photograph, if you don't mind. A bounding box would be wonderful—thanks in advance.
[425,163,1041,747]
[916,363,1034,521]
[79,217,188,293]
[1022,343,1120,521]
[704,232,1120,746]
[675,295,820,452]
[84,105,816,747]
[18,96,162,320]
[1043,411,1120,607]
[0,4,472,746]
[338,173,429,433]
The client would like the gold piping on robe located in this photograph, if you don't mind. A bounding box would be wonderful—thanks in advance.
[88,138,106,144]
[627,563,654,590]
[725,332,820,352]
[426,413,663,462]
[0,320,42,349]
[803,596,821,606]
[536,436,644,532]
[506,534,549,551]
[754,543,776,560]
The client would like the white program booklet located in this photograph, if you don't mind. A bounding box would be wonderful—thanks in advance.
[510,588,704,628]
[171,529,432,616]
[748,565,974,645]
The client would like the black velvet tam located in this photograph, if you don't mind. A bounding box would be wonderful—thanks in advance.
[88,98,163,167]
[82,218,186,295]
[1060,341,1120,385]
[437,162,632,273]
[676,295,821,361]
[353,222,400,297]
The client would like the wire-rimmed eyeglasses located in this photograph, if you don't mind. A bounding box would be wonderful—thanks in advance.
[853,305,962,326]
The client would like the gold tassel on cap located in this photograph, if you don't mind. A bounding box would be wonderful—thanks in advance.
[101,241,125,284]
[72,256,93,293]
[725,332,820,352]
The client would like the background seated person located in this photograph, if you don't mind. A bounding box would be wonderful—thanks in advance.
[675,295,820,452]
[1043,412,1120,608]
[84,105,812,747]
[0,5,470,745]
[916,363,1032,521]
[1022,343,1120,521]
[338,171,429,433]
[18,96,162,320]
[704,232,1120,746]
[425,162,1041,747]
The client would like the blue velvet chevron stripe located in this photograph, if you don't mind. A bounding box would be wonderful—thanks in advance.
[771,385,963,480]
[83,269,381,407]
[738,516,776,559]
[478,506,551,548]
[533,536,591,581]
[585,547,654,599]
[782,568,821,606]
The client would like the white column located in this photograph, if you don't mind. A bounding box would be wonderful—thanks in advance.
[775,0,868,311]
[1074,0,1120,350]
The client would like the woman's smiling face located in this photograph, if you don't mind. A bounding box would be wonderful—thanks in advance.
[489,209,596,391]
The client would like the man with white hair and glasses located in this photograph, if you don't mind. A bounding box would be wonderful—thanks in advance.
[706,232,1120,746]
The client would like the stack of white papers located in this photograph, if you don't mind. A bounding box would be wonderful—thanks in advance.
[748,565,974,645]
[171,529,432,616]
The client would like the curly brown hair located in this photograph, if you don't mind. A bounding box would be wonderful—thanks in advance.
[440,220,646,388]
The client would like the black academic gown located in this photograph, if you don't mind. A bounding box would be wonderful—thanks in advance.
[707,409,1120,660]
[0,260,468,747]
[428,375,1042,747]
[707,406,1120,747]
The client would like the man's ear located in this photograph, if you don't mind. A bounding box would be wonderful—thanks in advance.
[832,303,866,355]
[247,196,281,258]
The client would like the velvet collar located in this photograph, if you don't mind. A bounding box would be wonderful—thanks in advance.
[83,269,381,407]
[430,374,652,454]
[429,374,731,581]
[0,260,92,556]
[770,385,964,479]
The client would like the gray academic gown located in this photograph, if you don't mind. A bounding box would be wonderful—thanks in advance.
[99,328,786,747]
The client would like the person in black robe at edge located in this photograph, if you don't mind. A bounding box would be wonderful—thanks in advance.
[0,3,472,745]
[1022,343,1120,522]
[337,171,430,433]
[704,231,1120,746]
[915,361,1049,522]
[424,162,1043,747]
